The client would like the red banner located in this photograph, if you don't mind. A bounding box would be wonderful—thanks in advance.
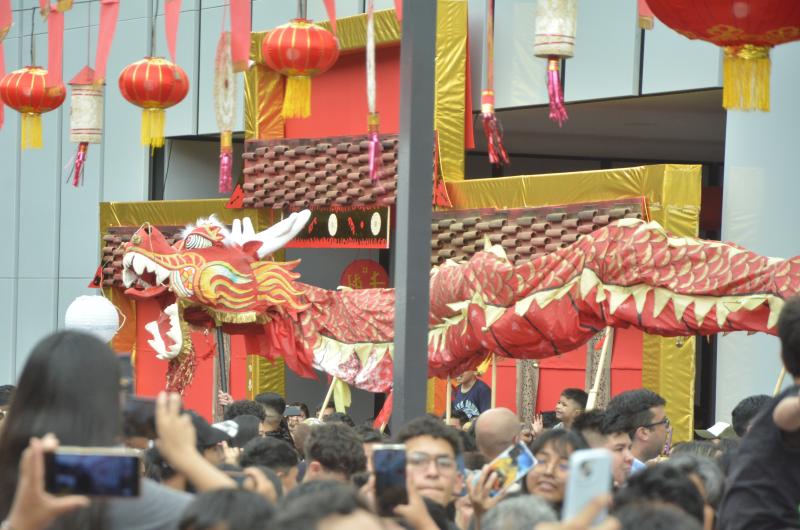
[230,0,250,72]
[94,0,120,82]
[165,0,182,63]
[46,7,64,88]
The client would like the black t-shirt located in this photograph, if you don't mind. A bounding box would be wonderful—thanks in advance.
[718,384,800,530]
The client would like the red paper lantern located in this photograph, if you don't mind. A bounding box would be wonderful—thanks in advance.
[261,18,339,119]
[0,66,65,149]
[118,57,189,148]
[645,0,800,111]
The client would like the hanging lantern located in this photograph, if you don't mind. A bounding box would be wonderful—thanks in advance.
[68,66,103,186]
[645,1,800,112]
[118,57,189,148]
[0,66,65,149]
[64,295,120,343]
[533,0,577,127]
[261,18,339,119]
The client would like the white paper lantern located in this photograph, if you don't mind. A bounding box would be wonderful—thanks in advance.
[64,295,120,343]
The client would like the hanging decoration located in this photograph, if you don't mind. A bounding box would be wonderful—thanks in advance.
[0,0,11,129]
[40,0,72,91]
[118,57,189,148]
[94,0,120,83]
[637,0,654,30]
[261,2,340,119]
[165,0,182,64]
[68,67,103,186]
[365,0,382,182]
[480,0,508,166]
[230,0,251,72]
[215,32,236,193]
[533,0,577,127]
[0,66,65,149]
[645,0,800,112]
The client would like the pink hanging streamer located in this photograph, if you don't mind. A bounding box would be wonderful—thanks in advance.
[393,0,402,21]
[73,142,88,187]
[45,7,64,87]
[165,0,182,63]
[480,91,508,166]
[230,0,251,72]
[219,151,233,193]
[0,0,10,129]
[323,0,337,35]
[94,0,120,82]
[546,58,568,127]
[367,127,383,183]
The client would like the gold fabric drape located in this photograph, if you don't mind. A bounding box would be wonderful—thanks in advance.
[245,32,286,140]
[445,164,702,442]
[318,9,401,51]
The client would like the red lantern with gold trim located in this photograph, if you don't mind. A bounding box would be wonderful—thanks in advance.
[645,0,800,111]
[0,66,65,149]
[261,18,339,119]
[118,57,189,148]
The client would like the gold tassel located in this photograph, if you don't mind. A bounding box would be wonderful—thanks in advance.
[21,113,42,150]
[141,108,166,148]
[638,15,653,30]
[723,45,771,112]
[282,75,311,119]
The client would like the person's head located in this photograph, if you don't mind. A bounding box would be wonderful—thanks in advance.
[397,415,463,507]
[571,409,607,447]
[286,401,309,429]
[291,421,313,455]
[778,296,800,378]
[214,414,263,448]
[555,388,588,428]
[607,389,668,461]
[0,385,14,423]
[447,409,470,429]
[272,481,381,530]
[0,331,122,517]
[353,425,384,471]
[315,405,336,419]
[241,436,300,492]
[225,400,267,422]
[243,465,284,503]
[669,440,720,459]
[524,429,588,506]
[256,392,286,416]
[179,488,274,530]
[189,412,231,466]
[323,412,356,428]
[613,464,705,524]
[730,394,771,436]
[664,453,725,510]
[481,495,557,530]
[614,502,703,530]
[304,423,366,482]
[456,370,477,386]
[143,446,180,487]
[600,409,635,487]
[474,407,521,461]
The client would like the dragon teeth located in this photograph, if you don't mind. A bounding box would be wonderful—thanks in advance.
[122,269,136,288]
[132,254,147,275]
[156,266,170,285]
[123,253,134,269]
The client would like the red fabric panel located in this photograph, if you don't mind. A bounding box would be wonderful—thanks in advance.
[229,335,249,401]
[536,345,587,413]
[478,357,517,413]
[285,45,400,138]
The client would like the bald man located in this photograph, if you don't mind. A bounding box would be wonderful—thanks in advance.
[475,408,522,461]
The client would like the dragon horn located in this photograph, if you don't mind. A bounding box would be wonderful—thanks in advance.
[254,209,312,259]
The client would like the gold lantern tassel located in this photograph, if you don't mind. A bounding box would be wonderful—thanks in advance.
[141,108,166,148]
[21,113,43,150]
[723,45,771,112]
[282,75,311,119]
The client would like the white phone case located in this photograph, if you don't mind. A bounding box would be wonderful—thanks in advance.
[561,448,613,523]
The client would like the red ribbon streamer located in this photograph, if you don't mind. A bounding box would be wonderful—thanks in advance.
[0,0,9,129]
[230,0,251,73]
[546,58,568,126]
[165,0,182,63]
[373,391,393,429]
[323,0,337,35]
[94,0,120,82]
[394,0,402,21]
[45,7,64,88]
[638,0,654,18]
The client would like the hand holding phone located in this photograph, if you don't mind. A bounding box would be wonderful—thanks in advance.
[483,442,536,496]
[372,444,408,517]
[562,448,612,523]
[44,447,141,497]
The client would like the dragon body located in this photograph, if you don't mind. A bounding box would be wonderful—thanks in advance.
[121,214,800,394]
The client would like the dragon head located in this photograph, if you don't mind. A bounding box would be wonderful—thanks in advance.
[122,212,312,360]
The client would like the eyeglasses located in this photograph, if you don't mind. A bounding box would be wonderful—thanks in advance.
[533,458,569,474]
[407,452,457,473]
[644,416,670,429]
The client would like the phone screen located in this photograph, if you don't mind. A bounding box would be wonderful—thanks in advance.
[284,406,303,417]
[373,444,408,517]
[45,448,141,497]
[484,442,536,496]
[123,396,157,439]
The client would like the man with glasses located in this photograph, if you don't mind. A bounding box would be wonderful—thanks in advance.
[397,416,464,511]
[606,388,669,474]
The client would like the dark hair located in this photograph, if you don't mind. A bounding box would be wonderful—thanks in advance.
[225,400,267,422]
[143,447,177,482]
[572,409,605,433]
[458,428,477,453]
[226,414,262,448]
[0,385,15,406]
[613,464,705,523]
[670,441,719,459]
[614,502,702,530]
[530,429,588,458]
[179,489,274,530]
[600,409,635,436]
[778,296,800,377]
[272,481,373,530]
[288,401,310,418]
[0,331,122,526]
[451,409,470,427]
[715,438,740,477]
[664,453,725,509]
[241,436,299,471]
[354,424,384,444]
[256,392,286,415]
[731,394,771,436]
[607,389,666,434]
[323,412,356,428]
[248,465,284,499]
[305,423,367,479]
[396,416,463,457]
[561,388,588,409]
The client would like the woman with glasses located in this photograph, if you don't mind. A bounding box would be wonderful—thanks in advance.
[523,429,588,511]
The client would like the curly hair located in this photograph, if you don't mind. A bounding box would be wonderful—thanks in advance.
[224,400,266,422]
[304,423,366,479]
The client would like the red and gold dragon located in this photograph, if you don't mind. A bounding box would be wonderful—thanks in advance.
[121,212,800,394]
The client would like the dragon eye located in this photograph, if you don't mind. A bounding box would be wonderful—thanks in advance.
[185,234,213,249]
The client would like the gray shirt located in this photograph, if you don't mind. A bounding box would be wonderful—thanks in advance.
[106,478,193,530]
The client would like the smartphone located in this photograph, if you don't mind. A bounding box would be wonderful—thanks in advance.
[123,396,157,439]
[483,442,536,497]
[373,444,408,517]
[562,449,612,523]
[284,406,303,417]
[45,447,141,497]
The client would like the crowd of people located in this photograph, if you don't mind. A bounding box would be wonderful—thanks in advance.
[1,297,800,530]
